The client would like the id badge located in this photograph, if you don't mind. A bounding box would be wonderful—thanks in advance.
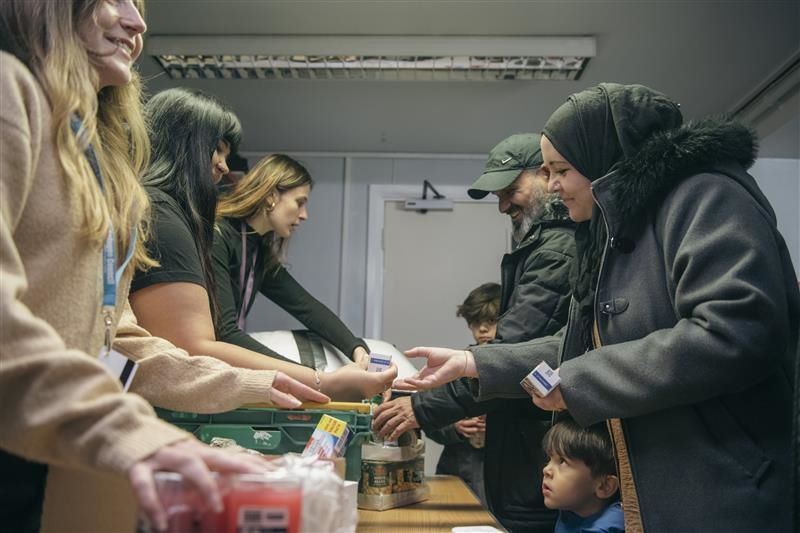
[98,348,138,392]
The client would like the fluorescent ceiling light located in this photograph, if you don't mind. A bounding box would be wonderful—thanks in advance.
[146,35,595,81]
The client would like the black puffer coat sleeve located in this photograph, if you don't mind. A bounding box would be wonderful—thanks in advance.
[412,378,503,432]
[424,423,465,446]
[495,230,575,343]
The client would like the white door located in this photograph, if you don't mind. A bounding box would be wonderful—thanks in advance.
[381,201,510,352]
[376,192,510,476]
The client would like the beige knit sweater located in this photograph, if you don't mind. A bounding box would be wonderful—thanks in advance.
[1,52,278,530]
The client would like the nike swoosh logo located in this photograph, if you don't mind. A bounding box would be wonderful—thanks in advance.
[501,157,512,164]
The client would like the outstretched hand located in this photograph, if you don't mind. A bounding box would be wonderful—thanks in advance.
[391,347,477,391]
[323,363,398,401]
[270,371,330,407]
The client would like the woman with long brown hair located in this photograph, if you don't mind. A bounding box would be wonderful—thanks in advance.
[212,154,370,366]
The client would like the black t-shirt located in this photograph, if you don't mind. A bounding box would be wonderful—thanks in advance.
[131,187,206,293]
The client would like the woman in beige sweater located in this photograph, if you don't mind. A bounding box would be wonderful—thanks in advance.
[0,1,327,531]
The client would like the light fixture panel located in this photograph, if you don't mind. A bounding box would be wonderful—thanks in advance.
[148,36,595,81]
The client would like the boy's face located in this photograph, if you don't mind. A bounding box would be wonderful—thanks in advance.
[469,319,496,345]
[542,453,608,518]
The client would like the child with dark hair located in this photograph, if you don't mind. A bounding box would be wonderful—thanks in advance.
[426,282,501,504]
[456,282,501,345]
[542,419,623,533]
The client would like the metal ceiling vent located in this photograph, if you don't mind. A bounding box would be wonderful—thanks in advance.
[146,36,595,81]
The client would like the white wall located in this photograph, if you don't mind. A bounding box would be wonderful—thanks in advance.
[751,157,800,278]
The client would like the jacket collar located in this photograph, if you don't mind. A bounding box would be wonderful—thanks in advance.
[591,116,757,230]
[514,197,573,251]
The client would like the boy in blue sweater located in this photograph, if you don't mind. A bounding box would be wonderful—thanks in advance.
[541,419,624,533]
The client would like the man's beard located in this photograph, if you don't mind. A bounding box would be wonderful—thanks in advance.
[511,188,552,243]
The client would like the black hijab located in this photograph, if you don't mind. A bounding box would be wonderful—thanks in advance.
[542,83,683,349]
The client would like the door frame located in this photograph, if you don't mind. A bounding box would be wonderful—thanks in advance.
[365,184,495,338]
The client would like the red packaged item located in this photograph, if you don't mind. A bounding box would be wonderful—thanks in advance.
[149,472,302,533]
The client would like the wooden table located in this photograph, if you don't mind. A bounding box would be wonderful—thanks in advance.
[357,475,505,532]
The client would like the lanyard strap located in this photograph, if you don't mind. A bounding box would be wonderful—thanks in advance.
[70,116,136,355]
[238,222,258,330]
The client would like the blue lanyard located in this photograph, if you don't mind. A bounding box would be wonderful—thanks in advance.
[70,116,136,353]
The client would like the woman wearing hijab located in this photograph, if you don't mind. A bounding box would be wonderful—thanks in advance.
[392,83,799,532]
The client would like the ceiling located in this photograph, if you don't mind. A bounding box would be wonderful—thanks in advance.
[139,0,800,158]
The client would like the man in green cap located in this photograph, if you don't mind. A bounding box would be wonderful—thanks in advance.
[469,132,559,245]
[373,133,576,532]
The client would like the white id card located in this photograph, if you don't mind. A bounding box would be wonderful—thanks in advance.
[98,348,138,392]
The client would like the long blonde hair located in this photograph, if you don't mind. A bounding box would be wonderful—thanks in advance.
[216,154,313,271]
[0,0,154,271]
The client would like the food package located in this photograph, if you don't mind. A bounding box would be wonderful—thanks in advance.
[302,414,352,459]
[142,454,356,533]
[357,430,430,510]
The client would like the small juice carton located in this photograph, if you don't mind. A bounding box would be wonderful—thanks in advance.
[302,414,352,459]
[520,361,561,397]
[367,352,392,373]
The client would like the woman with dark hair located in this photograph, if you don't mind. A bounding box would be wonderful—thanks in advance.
[213,153,370,365]
[133,87,240,325]
[391,83,799,532]
[130,89,395,400]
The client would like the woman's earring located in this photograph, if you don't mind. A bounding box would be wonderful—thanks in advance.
[265,201,276,212]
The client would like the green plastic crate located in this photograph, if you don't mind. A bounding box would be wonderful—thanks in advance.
[156,407,372,481]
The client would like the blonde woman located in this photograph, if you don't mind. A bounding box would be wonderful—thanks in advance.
[0,1,326,531]
[213,154,370,366]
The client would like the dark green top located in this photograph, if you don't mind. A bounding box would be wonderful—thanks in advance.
[212,216,367,362]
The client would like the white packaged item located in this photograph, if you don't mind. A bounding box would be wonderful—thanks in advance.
[301,414,352,459]
[367,352,392,373]
[520,361,561,397]
[266,454,357,533]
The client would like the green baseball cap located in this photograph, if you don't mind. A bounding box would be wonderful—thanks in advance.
[468,133,543,199]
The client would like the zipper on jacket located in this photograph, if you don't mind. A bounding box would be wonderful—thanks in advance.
[589,187,647,533]
[589,187,612,348]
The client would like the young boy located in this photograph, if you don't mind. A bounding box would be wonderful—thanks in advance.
[542,419,624,533]
[426,282,500,505]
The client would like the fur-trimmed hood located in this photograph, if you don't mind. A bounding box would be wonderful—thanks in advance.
[598,116,759,226]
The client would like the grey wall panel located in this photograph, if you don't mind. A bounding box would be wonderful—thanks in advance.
[391,157,486,187]
[751,157,800,277]
[340,158,394,336]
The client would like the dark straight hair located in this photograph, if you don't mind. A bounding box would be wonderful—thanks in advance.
[142,87,242,327]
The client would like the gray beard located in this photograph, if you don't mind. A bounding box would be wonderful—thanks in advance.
[511,195,547,243]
